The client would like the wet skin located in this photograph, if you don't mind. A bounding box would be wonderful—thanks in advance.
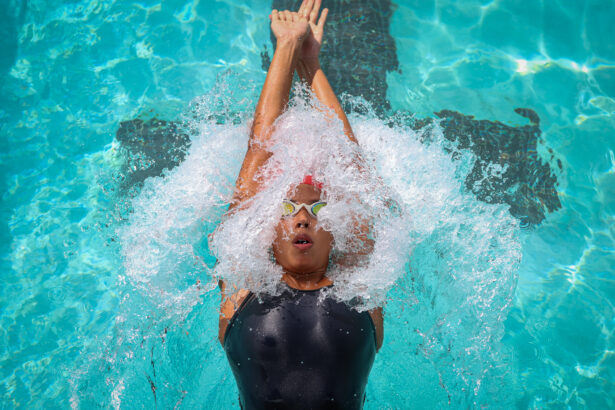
[273,183,334,290]
[219,0,382,351]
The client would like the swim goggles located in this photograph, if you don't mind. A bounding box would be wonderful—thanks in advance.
[281,200,327,218]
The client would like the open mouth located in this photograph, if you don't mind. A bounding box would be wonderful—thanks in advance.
[293,234,313,249]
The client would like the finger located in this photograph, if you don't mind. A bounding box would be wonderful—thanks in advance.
[283,10,292,21]
[298,0,308,17]
[302,0,314,21]
[317,7,328,28]
[310,0,321,23]
[272,9,280,20]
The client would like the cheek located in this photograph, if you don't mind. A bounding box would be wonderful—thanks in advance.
[273,220,291,248]
[315,228,333,250]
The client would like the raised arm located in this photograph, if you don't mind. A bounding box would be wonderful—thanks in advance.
[219,7,311,345]
[296,1,383,349]
[230,9,309,210]
[295,0,356,143]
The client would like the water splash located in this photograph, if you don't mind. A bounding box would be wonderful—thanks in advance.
[77,78,521,407]
[211,87,412,307]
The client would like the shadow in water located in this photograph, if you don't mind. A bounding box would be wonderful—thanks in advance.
[115,0,561,226]
[115,118,190,190]
[411,108,562,226]
[434,108,561,226]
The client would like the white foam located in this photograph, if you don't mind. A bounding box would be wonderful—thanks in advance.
[117,85,521,401]
[120,86,520,312]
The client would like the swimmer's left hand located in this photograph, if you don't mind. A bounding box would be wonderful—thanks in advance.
[297,0,329,66]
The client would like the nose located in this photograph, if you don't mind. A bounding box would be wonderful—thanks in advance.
[294,208,311,228]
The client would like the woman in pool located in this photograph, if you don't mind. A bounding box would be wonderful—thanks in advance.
[218,1,383,408]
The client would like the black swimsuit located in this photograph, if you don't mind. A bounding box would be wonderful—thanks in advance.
[223,285,377,410]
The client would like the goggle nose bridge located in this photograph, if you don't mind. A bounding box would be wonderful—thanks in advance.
[282,200,327,218]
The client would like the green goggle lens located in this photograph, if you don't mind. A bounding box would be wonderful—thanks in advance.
[282,201,296,216]
[281,200,327,217]
[310,202,326,215]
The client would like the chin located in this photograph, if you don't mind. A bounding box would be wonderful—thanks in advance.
[285,257,317,272]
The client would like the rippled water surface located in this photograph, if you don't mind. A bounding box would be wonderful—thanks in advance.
[1,0,614,408]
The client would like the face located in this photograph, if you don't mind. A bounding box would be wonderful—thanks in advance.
[272,184,333,274]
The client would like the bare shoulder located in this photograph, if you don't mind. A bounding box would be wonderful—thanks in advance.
[218,280,251,345]
[368,307,384,352]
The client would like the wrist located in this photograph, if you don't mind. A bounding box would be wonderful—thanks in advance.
[275,36,303,50]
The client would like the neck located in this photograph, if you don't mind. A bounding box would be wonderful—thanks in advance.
[281,269,333,291]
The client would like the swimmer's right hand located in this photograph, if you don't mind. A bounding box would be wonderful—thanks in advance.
[269,8,310,46]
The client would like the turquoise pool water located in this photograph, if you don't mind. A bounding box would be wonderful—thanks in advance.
[1,0,614,408]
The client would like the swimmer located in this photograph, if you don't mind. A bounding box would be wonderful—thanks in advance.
[218,1,383,408]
